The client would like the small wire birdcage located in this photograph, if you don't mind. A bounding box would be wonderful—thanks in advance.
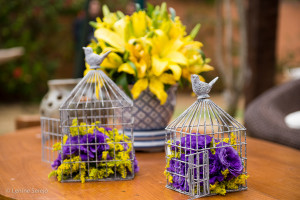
[41,48,137,183]
[165,75,247,198]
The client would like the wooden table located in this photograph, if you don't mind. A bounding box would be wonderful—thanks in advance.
[0,127,299,200]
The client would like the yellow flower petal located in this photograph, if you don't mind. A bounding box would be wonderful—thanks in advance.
[159,73,176,85]
[94,28,125,52]
[131,11,148,37]
[149,78,167,105]
[131,78,148,99]
[101,52,123,69]
[95,78,104,100]
[166,51,187,65]
[136,60,148,78]
[152,56,168,77]
[84,63,91,76]
[169,17,186,39]
[202,64,214,72]
[118,63,135,75]
[163,39,184,55]
[169,64,182,80]
[113,16,131,42]
[198,75,205,82]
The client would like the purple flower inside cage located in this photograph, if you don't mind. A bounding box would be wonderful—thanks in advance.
[167,134,244,192]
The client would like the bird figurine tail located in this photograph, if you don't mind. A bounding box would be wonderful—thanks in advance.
[208,77,219,88]
[95,50,111,67]
[100,51,112,60]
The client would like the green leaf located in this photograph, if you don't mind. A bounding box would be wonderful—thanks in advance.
[89,21,97,28]
[190,24,201,39]
[128,61,138,78]
[116,73,132,98]
[116,11,124,19]
[160,2,167,17]
[109,68,117,78]
[147,3,154,16]
[102,4,110,17]
[169,7,176,21]
[198,49,206,60]
[123,51,129,61]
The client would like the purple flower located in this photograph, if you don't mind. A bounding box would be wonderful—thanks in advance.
[78,130,109,161]
[209,153,221,174]
[171,141,180,151]
[134,156,139,173]
[167,134,243,189]
[62,135,80,158]
[51,125,139,180]
[180,134,212,150]
[104,127,112,131]
[216,145,243,177]
[209,173,225,184]
[173,175,184,189]
[122,143,130,151]
[51,153,62,169]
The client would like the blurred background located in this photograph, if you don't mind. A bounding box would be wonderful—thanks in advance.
[0,0,299,144]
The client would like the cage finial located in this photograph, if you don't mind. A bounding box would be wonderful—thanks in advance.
[191,74,218,99]
[83,47,111,69]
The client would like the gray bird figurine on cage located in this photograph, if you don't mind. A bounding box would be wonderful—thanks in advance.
[83,47,111,69]
[191,75,218,99]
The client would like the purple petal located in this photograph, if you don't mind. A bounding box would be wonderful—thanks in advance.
[51,153,62,169]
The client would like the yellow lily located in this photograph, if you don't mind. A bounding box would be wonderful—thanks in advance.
[150,30,186,78]
[131,72,176,104]
[84,3,214,105]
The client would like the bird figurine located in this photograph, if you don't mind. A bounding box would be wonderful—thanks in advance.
[191,74,219,99]
[83,47,111,69]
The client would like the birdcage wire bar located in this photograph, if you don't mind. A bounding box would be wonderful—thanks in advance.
[165,97,247,198]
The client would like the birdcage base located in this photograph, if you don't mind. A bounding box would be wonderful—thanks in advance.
[60,175,135,183]
[166,184,248,199]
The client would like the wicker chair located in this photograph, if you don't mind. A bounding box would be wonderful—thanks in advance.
[245,79,300,149]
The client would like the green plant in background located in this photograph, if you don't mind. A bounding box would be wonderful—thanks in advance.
[0,0,134,102]
[0,0,65,102]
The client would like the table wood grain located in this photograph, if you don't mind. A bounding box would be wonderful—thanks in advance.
[0,127,299,200]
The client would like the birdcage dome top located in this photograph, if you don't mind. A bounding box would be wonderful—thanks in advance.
[59,70,133,110]
[166,98,245,132]
[166,76,245,133]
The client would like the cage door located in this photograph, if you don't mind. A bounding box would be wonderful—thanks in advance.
[187,150,210,198]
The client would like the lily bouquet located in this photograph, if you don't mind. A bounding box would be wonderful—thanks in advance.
[84,3,213,104]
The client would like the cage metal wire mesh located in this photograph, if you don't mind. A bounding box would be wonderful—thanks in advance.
[41,117,61,164]
[41,51,135,182]
[165,76,247,198]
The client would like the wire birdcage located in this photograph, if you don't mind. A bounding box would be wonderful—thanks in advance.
[41,48,137,182]
[165,75,247,198]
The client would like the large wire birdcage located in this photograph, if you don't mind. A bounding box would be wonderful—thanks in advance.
[41,48,137,183]
[165,75,247,198]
